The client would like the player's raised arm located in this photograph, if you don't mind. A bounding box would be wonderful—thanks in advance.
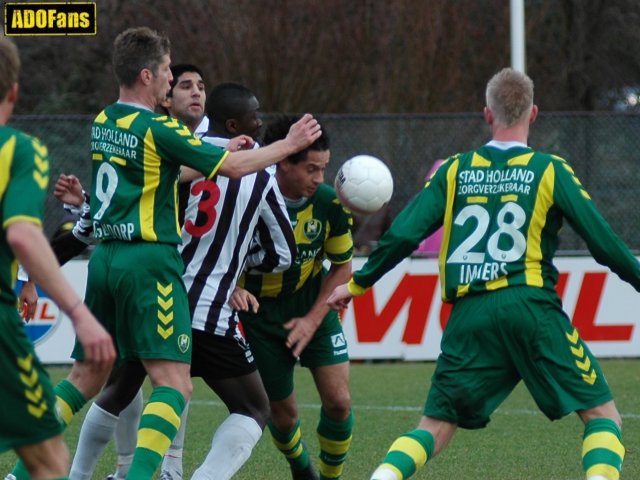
[215,113,321,179]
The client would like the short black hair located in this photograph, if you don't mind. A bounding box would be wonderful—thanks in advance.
[263,115,329,164]
[206,82,256,123]
[168,63,204,97]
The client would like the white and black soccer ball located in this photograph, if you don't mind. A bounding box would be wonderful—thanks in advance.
[334,155,394,215]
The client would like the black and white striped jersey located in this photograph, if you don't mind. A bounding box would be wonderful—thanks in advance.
[180,136,296,336]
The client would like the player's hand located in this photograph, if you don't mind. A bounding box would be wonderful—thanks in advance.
[285,114,322,151]
[229,286,259,313]
[227,135,255,152]
[71,303,116,367]
[284,315,320,358]
[53,174,84,207]
[18,280,38,322]
[327,284,353,310]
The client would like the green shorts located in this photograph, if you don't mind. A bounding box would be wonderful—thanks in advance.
[76,241,192,363]
[240,275,349,401]
[0,304,63,453]
[424,286,613,429]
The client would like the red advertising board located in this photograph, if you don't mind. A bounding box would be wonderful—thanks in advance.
[341,257,639,360]
[32,258,640,363]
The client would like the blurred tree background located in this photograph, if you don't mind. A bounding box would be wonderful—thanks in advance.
[11,0,640,115]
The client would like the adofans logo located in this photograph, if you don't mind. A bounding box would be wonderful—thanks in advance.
[5,2,96,36]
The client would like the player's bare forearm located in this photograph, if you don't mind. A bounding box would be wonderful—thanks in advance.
[284,260,352,357]
[7,222,115,365]
[218,114,322,179]
[306,260,353,327]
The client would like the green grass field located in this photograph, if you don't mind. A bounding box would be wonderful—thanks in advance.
[2,359,639,479]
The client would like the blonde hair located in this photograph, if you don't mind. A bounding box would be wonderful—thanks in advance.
[0,37,20,99]
[485,68,534,127]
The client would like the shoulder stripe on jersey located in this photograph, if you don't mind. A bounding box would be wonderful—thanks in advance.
[471,152,491,167]
[94,110,108,124]
[116,112,140,129]
[507,152,534,166]
[140,128,161,241]
[525,161,555,287]
[439,159,459,299]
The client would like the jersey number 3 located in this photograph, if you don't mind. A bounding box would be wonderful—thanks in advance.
[184,180,221,238]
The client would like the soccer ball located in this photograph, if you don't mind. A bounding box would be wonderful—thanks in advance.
[334,155,393,215]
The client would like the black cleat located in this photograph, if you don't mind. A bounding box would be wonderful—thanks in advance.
[290,463,319,480]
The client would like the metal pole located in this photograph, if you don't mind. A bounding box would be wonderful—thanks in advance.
[510,0,526,73]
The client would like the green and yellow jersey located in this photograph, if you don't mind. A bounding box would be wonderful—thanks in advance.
[90,102,228,244]
[352,143,640,302]
[0,126,49,306]
[242,184,352,298]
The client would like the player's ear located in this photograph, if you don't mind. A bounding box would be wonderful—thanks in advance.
[278,158,292,173]
[6,83,18,104]
[483,106,493,125]
[139,68,153,86]
[529,105,538,124]
[225,118,239,135]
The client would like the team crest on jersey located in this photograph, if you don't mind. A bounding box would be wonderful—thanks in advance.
[17,281,62,345]
[302,219,322,241]
[177,334,190,353]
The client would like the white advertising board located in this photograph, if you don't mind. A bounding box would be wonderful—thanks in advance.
[27,257,640,363]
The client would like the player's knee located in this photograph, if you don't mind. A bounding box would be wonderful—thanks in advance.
[270,402,299,433]
[68,361,110,399]
[322,392,352,421]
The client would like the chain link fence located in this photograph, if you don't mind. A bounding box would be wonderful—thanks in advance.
[9,113,640,253]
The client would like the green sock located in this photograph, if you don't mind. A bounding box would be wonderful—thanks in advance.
[317,409,354,479]
[371,429,435,480]
[582,418,624,480]
[126,386,185,480]
[11,379,87,480]
[269,419,310,471]
[54,378,87,426]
